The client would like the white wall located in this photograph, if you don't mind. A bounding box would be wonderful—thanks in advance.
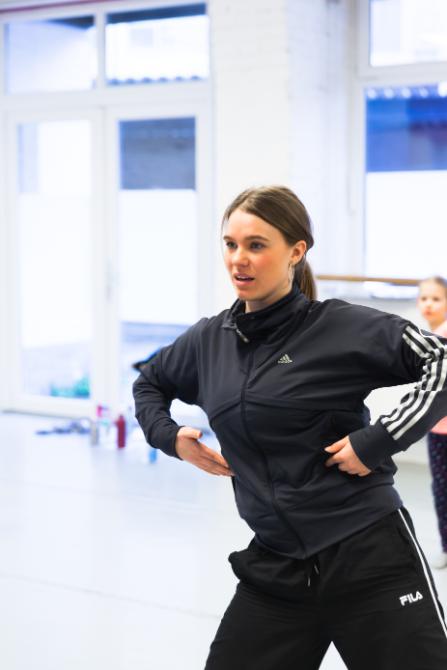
[287,0,357,276]
[210,0,357,310]
[209,0,293,309]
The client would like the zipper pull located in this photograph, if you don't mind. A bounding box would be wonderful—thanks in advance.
[235,327,250,343]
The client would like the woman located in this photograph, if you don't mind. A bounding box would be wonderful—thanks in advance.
[133,186,447,669]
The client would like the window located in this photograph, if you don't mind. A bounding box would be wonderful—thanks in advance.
[119,118,195,189]
[364,84,447,280]
[370,0,447,67]
[106,4,209,86]
[5,16,96,93]
[17,120,93,398]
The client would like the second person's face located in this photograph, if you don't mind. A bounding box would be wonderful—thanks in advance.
[223,208,306,312]
[418,280,447,328]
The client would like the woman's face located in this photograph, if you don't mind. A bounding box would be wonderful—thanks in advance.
[418,280,447,328]
[223,208,306,312]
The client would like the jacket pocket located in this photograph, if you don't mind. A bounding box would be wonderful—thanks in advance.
[228,540,309,602]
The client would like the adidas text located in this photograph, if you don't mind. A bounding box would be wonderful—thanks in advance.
[277,354,293,364]
[399,591,423,606]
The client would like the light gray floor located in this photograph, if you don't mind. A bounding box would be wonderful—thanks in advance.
[0,413,446,669]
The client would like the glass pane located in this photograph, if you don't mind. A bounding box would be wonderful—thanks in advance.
[5,16,96,93]
[120,118,195,189]
[106,4,209,86]
[18,120,92,398]
[118,117,198,404]
[370,0,447,66]
[365,84,447,285]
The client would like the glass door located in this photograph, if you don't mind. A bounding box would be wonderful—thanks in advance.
[106,109,204,412]
[7,110,105,415]
[5,104,212,418]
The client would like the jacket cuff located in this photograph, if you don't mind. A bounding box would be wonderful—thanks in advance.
[151,421,182,459]
[349,420,398,470]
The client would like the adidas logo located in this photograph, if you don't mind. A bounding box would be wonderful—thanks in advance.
[277,354,293,364]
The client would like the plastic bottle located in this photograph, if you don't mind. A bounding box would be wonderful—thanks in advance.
[89,415,99,446]
[115,413,126,449]
[97,404,111,444]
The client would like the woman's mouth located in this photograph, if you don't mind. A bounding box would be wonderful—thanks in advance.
[234,274,255,287]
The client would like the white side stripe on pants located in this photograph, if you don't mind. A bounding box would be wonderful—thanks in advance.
[398,509,447,638]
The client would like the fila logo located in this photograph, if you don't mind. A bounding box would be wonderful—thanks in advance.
[277,354,293,364]
[399,591,423,606]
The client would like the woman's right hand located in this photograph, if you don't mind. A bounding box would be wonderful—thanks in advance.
[175,426,234,477]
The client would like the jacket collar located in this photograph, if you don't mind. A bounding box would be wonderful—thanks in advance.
[222,284,309,343]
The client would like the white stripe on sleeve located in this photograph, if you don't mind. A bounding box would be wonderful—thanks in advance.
[381,325,447,441]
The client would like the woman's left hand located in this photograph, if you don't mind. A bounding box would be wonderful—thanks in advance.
[324,436,372,476]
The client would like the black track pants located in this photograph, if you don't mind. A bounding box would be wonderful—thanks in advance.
[204,508,447,670]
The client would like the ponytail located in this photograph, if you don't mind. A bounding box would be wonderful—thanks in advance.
[294,257,317,301]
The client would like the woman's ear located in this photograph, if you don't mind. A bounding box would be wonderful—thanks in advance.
[291,240,307,265]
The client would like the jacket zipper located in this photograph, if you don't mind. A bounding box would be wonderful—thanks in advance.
[240,348,307,556]
[235,327,250,343]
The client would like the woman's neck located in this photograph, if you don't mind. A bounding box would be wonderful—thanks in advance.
[245,283,293,314]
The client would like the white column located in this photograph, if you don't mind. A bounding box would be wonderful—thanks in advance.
[209,0,292,310]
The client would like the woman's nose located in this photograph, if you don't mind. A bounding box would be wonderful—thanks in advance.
[233,249,249,265]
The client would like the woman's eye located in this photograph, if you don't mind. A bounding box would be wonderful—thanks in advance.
[224,241,264,250]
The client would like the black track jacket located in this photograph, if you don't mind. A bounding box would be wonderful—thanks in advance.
[133,285,447,559]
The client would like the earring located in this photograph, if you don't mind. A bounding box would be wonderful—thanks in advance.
[288,262,295,282]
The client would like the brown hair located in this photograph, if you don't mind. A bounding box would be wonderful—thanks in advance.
[419,276,447,298]
[222,185,317,300]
